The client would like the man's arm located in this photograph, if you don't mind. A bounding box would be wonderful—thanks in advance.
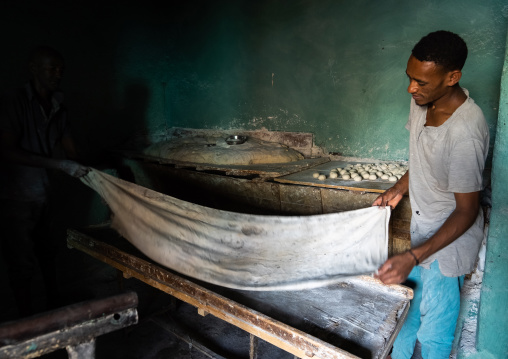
[0,129,89,177]
[372,170,409,209]
[374,191,480,284]
[62,134,81,161]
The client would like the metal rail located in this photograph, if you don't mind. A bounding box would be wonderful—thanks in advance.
[0,291,138,359]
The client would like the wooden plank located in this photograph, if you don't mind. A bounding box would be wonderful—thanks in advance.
[389,197,412,256]
[215,277,412,359]
[66,230,361,359]
[275,161,403,193]
[250,334,259,359]
[391,228,411,256]
[198,308,210,317]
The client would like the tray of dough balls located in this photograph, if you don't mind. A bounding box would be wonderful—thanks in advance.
[274,160,408,193]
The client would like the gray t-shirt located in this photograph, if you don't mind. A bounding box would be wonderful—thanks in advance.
[406,89,489,277]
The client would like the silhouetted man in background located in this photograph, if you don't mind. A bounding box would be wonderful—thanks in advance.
[0,46,89,317]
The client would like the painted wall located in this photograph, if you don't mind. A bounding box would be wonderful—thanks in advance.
[0,1,505,162]
[111,0,507,161]
[463,29,508,359]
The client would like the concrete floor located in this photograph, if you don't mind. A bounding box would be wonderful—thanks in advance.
[0,237,294,359]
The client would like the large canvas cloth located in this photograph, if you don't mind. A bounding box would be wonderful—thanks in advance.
[81,169,390,290]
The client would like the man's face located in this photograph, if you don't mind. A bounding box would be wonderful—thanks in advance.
[31,54,65,93]
[405,55,451,106]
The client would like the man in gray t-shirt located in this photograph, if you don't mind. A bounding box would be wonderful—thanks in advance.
[373,31,489,359]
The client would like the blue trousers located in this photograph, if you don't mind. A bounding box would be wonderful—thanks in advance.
[392,261,464,359]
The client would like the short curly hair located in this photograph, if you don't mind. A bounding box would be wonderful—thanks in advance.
[412,30,468,71]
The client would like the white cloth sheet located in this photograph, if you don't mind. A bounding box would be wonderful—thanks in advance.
[81,169,390,290]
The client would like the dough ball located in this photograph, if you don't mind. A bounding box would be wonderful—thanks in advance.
[388,176,397,182]
[312,172,320,178]
[369,174,377,180]
[353,175,362,182]
[381,174,390,180]
[362,173,370,179]
[342,174,351,180]
[318,174,327,181]
[329,172,338,179]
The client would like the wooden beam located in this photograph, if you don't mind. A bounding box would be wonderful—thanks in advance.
[250,334,259,359]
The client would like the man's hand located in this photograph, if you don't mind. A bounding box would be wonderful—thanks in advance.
[372,186,404,209]
[58,160,90,178]
[372,171,409,209]
[374,251,417,285]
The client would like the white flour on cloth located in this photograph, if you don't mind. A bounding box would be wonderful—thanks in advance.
[81,168,390,291]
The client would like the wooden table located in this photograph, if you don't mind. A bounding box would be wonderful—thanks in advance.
[67,227,412,359]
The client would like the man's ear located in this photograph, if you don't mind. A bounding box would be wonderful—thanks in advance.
[448,70,462,86]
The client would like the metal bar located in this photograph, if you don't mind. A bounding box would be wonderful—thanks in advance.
[0,308,137,359]
[0,292,138,359]
[0,291,138,344]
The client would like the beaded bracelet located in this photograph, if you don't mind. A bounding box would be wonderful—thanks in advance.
[408,249,420,265]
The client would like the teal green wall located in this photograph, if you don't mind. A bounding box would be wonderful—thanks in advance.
[112,0,506,161]
[0,1,505,161]
[462,29,508,359]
